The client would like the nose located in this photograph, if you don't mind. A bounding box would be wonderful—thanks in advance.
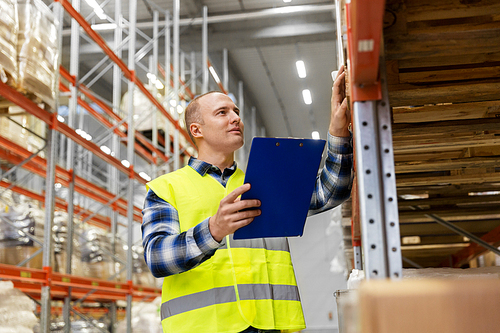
[230,110,241,123]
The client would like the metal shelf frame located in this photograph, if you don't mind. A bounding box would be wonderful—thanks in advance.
[342,0,403,280]
[0,0,249,332]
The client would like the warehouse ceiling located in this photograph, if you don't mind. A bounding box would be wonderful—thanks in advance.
[56,0,338,140]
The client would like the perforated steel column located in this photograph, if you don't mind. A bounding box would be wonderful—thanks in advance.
[352,65,402,279]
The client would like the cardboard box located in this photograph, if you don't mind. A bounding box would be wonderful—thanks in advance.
[358,278,500,333]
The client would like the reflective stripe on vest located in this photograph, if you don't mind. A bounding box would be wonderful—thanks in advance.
[161,284,300,319]
[220,235,290,252]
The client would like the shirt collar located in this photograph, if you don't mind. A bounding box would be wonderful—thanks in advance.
[188,156,237,176]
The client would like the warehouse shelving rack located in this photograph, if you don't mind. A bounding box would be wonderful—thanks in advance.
[0,0,244,332]
[339,0,500,277]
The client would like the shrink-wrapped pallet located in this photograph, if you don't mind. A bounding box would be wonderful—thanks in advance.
[0,106,46,156]
[17,0,58,109]
[0,0,18,85]
[0,208,43,269]
[0,281,38,332]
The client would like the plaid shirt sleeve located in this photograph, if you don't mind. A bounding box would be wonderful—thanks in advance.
[142,190,222,278]
[308,132,354,215]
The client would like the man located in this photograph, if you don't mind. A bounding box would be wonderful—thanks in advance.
[142,65,352,333]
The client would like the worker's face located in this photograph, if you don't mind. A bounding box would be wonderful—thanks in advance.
[196,93,244,153]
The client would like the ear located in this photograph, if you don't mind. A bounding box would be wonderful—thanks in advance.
[190,123,203,139]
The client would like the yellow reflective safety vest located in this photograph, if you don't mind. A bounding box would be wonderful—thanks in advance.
[147,165,305,333]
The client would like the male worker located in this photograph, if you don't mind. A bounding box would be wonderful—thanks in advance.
[142,65,352,333]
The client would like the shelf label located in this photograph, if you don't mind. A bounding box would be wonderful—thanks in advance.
[92,281,99,286]
[115,285,122,289]
[20,271,31,278]
[62,277,71,283]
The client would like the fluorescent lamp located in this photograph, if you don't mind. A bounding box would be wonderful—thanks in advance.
[302,89,312,105]
[85,0,106,19]
[209,66,221,84]
[91,23,117,31]
[296,60,306,78]
[100,145,111,155]
[147,73,157,81]
[312,131,320,140]
[155,80,164,90]
[139,172,151,181]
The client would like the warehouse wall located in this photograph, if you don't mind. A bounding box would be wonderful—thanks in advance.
[289,205,346,333]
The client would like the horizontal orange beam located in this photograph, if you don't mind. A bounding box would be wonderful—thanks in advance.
[59,67,169,164]
[0,180,112,229]
[0,263,160,302]
[0,136,142,222]
[0,81,146,184]
[56,0,195,151]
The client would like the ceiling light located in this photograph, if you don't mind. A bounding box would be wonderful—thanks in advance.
[155,80,164,90]
[100,145,111,155]
[283,0,292,3]
[139,172,151,181]
[57,115,65,123]
[91,23,117,31]
[312,131,320,140]
[295,60,306,78]
[147,73,157,81]
[302,89,312,105]
[121,160,130,168]
[84,0,106,20]
[209,66,221,84]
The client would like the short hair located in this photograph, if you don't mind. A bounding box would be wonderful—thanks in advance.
[184,91,221,145]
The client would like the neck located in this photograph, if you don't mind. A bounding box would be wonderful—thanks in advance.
[197,148,235,172]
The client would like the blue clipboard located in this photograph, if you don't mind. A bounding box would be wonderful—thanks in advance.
[233,137,326,239]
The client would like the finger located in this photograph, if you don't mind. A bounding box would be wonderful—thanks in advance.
[233,198,261,211]
[233,209,261,222]
[332,72,346,103]
[223,183,251,203]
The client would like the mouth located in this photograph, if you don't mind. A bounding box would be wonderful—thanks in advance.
[229,127,242,134]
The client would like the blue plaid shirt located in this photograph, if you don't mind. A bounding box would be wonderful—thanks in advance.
[142,133,353,278]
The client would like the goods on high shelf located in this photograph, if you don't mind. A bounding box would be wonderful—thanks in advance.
[0,0,18,86]
[17,0,59,109]
[0,280,38,333]
[0,189,158,287]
